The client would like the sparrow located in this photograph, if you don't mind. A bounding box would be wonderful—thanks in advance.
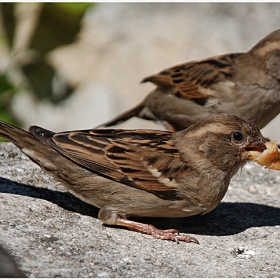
[97,29,280,132]
[0,114,267,243]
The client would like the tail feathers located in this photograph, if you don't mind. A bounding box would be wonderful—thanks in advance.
[0,121,55,154]
[0,121,64,174]
[0,121,31,144]
[95,101,145,128]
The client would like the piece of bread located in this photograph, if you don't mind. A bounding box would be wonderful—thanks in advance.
[248,141,280,170]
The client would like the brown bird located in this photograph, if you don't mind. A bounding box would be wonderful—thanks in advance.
[0,115,267,243]
[97,29,280,132]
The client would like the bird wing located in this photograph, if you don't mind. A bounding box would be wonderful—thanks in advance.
[142,53,243,100]
[35,128,192,200]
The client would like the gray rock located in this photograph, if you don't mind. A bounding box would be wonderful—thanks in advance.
[0,142,280,277]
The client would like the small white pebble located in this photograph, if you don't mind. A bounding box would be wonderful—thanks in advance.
[244,250,255,256]
[231,247,256,259]
[97,272,109,277]
[122,257,131,263]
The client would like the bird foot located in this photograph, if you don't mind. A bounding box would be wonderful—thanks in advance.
[116,217,199,244]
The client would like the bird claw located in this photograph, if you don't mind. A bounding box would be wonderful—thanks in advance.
[149,226,199,244]
[160,232,199,244]
[116,218,199,244]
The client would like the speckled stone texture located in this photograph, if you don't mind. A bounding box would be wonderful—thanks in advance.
[0,142,280,277]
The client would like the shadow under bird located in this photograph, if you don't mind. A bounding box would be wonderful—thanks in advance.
[0,115,267,243]
[97,29,280,132]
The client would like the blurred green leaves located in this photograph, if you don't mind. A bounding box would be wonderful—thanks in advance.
[0,73,18,124]
[0,2,94,128]
[53,3,94,17]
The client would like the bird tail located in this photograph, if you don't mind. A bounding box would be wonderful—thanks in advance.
[0,121,33,148]
[0,120,55,144]
[94,100,145,128]
[0,121,58,166]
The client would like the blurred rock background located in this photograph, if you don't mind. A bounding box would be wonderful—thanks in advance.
[0,3,280,139]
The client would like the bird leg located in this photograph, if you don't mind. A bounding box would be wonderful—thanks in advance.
[116,217,199,244]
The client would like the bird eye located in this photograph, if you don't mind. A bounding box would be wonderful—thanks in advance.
[231,131,243,141]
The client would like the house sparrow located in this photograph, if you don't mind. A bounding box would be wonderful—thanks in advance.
[97,29,280,132]
[0,114,266,243]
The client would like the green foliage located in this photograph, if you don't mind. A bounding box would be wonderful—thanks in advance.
[53,3,94,17]
[0,73,18,122]
[0,2,96,139]
[0,73,16,94]
[0,73,19,141]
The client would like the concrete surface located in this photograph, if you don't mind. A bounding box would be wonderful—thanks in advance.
[0,142,280,277]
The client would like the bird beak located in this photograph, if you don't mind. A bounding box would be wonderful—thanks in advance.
[247,140,267,151]
[245,140,267,159]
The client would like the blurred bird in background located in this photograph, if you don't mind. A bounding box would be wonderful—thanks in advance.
[97,29,280,133]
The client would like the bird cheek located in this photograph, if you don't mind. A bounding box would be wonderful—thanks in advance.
[241,151,251,161]
[198,142,215,155]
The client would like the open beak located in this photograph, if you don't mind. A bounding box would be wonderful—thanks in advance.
[246,140,267,152]
[245,140,267,159]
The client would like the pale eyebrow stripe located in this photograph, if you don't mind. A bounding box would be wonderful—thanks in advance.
[253,41,280,56]
[187,123,231,139]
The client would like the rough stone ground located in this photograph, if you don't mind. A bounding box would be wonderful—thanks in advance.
[0,142,280,277]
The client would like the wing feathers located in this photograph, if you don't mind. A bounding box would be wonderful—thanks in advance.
[31,128,192,200]
[142,53,242,100]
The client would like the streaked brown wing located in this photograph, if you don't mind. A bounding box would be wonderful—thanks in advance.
[38,128,192,200]
[142,53,242,100]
